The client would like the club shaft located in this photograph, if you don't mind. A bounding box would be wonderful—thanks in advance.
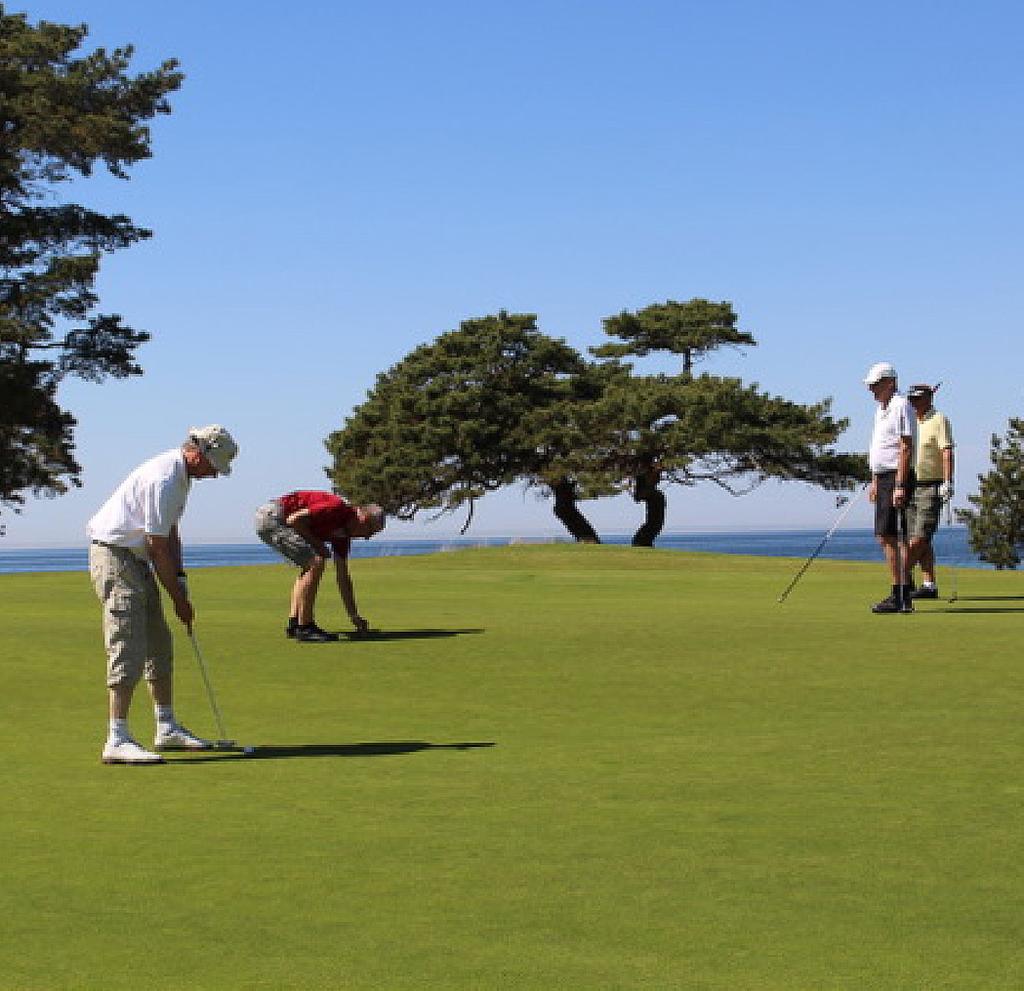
[777,483,867,603]
[946,499,958,602]
[188,630,228,741]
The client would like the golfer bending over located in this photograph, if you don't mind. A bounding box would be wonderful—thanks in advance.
[87,425,239,765]
[255,490,385,642]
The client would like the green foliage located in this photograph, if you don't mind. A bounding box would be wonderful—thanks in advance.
[0,6,183,515]
[582,299,868,543]
[329,300,869,542]
[326,311,587,522]
[572,372,869,493]
[958,417,1024,569]
[592,297,756,373]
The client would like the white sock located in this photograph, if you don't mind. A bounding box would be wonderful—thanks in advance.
[922,580,937,589]
[109,718,129,742]
[155,705,175,729]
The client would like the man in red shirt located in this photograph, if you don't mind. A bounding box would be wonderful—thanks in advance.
[255,491,385,642]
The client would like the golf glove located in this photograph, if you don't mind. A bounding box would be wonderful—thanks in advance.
[938,481,953,503]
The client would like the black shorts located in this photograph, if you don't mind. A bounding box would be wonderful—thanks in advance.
[874,471,912,538]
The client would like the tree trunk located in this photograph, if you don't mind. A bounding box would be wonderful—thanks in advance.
[631,469,666,547]
[552,479,601,543]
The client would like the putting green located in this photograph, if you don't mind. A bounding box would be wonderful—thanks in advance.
[1,545,1021,989]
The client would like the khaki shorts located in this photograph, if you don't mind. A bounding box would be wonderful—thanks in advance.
[255,500,317,569]
[907,482,942,540]
[89,542,173,688]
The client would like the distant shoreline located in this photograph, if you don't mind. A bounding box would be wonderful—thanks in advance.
[0,528,989,575]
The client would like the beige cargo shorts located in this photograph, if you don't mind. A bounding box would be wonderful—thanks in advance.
[89,542,173,688]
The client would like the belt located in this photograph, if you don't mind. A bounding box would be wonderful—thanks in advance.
[91,540,145,558]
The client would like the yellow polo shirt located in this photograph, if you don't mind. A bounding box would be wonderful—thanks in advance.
[915,409,954,482]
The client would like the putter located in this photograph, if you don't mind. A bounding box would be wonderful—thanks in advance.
[187,628,252,753]
[778,483,868,603]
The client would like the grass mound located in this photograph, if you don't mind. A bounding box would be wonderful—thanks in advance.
[2,545,1021,989]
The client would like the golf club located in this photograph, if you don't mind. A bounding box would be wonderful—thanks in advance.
[778,483,868,603]
[897,496,909,611]
[187,627,252,753]
[945,498,958,603]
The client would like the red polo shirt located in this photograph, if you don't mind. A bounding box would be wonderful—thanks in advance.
[277,490,356,557]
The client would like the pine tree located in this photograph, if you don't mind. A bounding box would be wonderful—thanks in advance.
[0,7,182,518]
[958,417,1024,569]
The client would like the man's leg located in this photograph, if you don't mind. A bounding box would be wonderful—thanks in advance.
[919,543,937,585]
[109,682,136,720]
[908,486,940,598]
[295,559,325,624]
[906,535,928,572]
[90,545,165,764]
[873,532,911,613]
[880,534,900,583]
[293,559,338,641]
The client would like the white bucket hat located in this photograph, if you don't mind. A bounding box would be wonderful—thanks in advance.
[187,424,238,475]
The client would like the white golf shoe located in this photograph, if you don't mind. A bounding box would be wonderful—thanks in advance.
[101,737,165,765]
[153,723,214,751]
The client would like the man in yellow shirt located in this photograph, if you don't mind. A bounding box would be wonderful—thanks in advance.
[906,384,955,599]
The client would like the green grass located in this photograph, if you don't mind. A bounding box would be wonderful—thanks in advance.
[2,545,1022,990]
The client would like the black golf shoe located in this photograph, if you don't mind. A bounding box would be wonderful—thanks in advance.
[295,623,339,643]
[910,586,939,600]
[871,594,913,614]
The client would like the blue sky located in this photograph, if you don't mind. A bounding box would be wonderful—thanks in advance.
[6,0,1023,545]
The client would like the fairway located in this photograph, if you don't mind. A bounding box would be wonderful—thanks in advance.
[1,546,1021,990]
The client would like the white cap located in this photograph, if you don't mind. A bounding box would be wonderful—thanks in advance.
[187,425,238,475]
[863,361,897,385]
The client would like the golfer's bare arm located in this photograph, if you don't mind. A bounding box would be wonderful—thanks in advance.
[334,557,368,631]
[284,509,330,557]
[894,435,912,506]
[147,528,193,627]
[167,524,184,571]
[943,445,955,483]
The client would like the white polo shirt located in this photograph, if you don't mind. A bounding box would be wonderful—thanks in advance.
[86,448,191,558]
[869,393,916,474]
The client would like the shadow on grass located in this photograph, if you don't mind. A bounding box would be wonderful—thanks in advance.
[932,606,1024,614]
[335,628,485,641]
[169,741,496,764]
[950,595,1024,602]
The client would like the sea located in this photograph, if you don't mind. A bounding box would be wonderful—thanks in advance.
[0,527,987,575]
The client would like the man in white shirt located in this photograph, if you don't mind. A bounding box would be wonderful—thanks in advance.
[87,425,238,764]
[864,362,916,614]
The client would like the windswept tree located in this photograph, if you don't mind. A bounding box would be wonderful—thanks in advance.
[588,299,868,545]
[958,417,1024,569]
[325,312,601,537]
[329,300,868,545]
[0,8,182,520]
